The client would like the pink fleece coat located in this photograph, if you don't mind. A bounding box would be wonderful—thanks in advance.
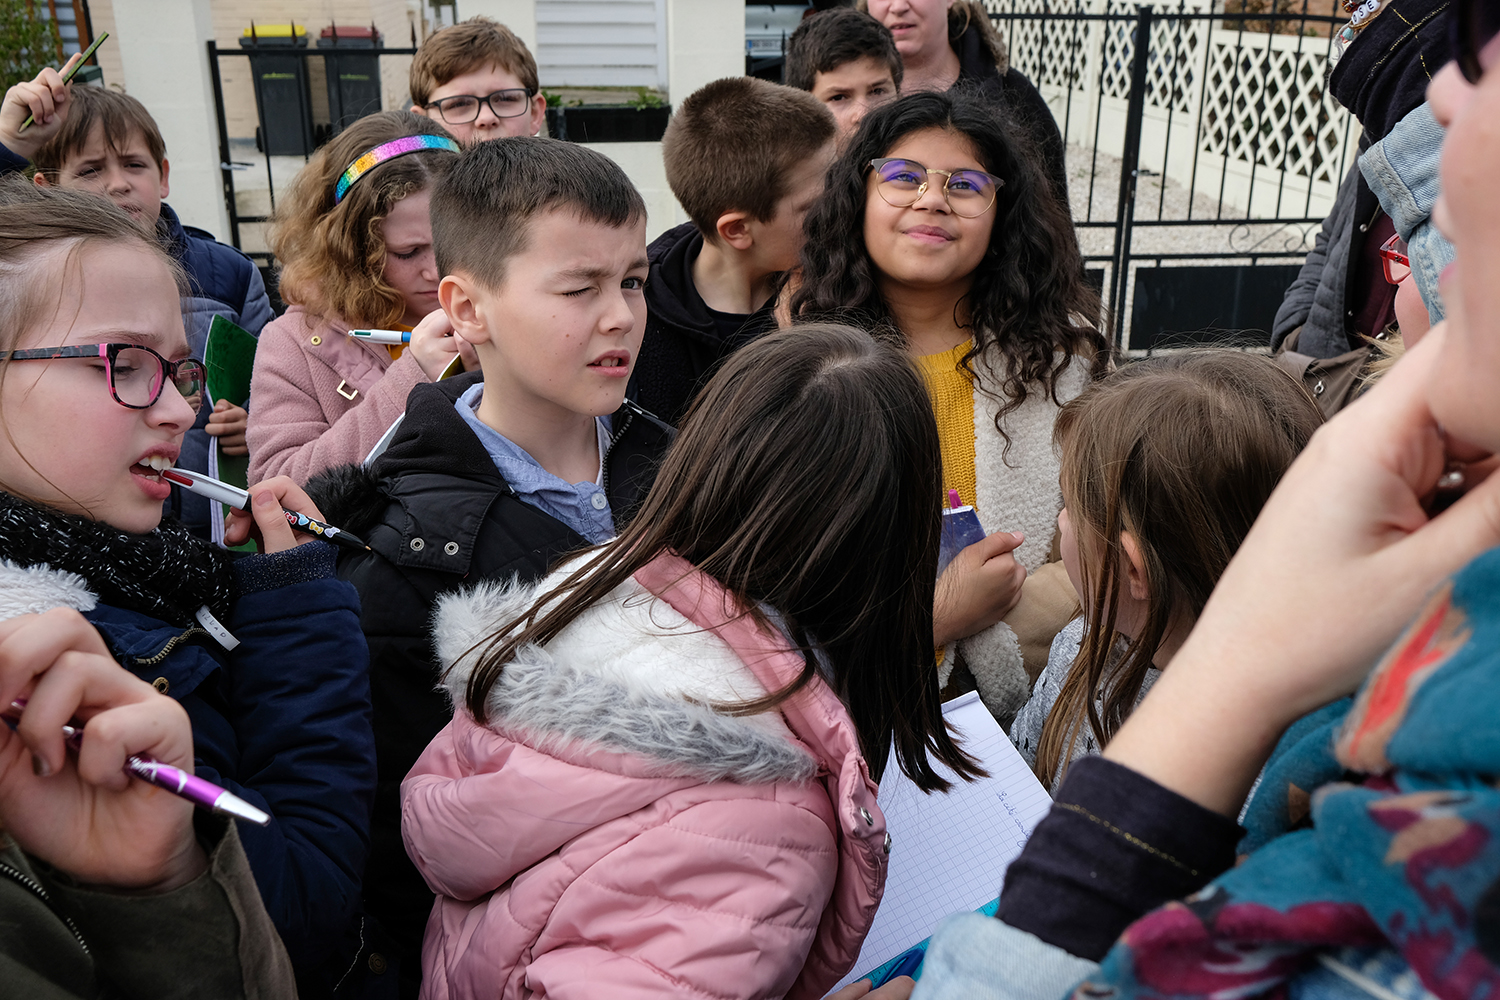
[402,552,888,1000]
[246,305,429,484]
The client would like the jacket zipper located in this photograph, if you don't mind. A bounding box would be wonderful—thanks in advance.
[131,626,209,668]
[601,408,636,499]
[0,859,91,956]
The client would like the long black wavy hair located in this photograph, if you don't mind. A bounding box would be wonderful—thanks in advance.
[791,89,1108,441]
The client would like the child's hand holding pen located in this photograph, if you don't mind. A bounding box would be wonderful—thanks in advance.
[223,475,340,554]
[0,608,208,893]
[0,53,82,160]
[933,529,1028,648]
[406,307,478,380]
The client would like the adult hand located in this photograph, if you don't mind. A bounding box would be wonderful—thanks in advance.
[1106,326,1500,815]
[824,977,915,1000]
[934,531,1028,648]
[407,307,470,381]
[0,608,205,891]
[205,400,249,456]
[0,54,81,161]
[224,475,329,553]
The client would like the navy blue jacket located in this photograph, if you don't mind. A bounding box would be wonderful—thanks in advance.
[0,544,379,996]
[157,203,274,537]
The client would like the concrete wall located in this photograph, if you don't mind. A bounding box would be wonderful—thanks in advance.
[110,0,229,238]
[665,0,740,104]
[583,140,686,243]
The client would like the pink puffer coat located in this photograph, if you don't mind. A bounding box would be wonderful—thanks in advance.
[402,552,888,1000]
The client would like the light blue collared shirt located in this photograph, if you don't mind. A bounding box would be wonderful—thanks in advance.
[455,382,616,544]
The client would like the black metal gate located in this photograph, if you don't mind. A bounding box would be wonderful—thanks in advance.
[990,1,1353,349]
[206,6,1352,350]
[207,38,420,274]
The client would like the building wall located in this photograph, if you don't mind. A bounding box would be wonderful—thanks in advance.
[536,0,666,89]
[85,0,125,92]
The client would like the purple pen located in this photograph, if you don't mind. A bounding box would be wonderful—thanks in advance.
[5,699,270,826]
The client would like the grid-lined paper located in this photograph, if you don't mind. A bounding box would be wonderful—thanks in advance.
[834,691,1054,990]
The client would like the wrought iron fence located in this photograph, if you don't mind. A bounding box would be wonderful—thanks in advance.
[209,6,1351,349]
[988,0,1355,349]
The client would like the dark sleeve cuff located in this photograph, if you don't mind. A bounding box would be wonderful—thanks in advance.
[231,540,337,594]
[0,142,29,175]
[996,756,1242,961]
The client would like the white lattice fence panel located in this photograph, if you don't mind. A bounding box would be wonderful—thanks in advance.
[984,0,1094,91]
[1198,29,1351,189]
[1144,10,1209,114]
[988,0,1355,217]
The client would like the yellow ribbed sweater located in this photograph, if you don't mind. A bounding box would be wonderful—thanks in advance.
[914,339,978,511]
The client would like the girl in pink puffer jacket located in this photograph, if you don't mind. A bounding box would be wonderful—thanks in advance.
[402,325,983,999]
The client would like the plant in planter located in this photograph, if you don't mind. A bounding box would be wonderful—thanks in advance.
[546,94,671,143]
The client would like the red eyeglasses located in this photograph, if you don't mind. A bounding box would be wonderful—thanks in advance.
[1379,233,1410,286]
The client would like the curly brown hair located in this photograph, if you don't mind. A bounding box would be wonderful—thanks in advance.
[270,111,458,328]
[790,90,1107,448]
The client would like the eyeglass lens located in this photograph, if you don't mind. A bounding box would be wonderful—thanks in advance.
[435,90,531,124]
[109,346,203,408]
[873,159,998,217]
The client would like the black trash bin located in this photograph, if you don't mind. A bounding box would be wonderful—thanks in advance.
[318,25,383,134]
[239,24,314,156]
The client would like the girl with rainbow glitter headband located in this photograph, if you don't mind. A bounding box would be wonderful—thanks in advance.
[247,111,466,485]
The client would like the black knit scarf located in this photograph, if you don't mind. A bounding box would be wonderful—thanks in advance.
[0,492,236,628]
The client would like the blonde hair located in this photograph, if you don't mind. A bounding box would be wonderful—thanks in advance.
[1034,351,1322,788]
[270,111,457,328]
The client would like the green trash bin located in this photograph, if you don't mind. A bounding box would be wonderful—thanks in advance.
[318,26,383,135]
[239,24,314,156]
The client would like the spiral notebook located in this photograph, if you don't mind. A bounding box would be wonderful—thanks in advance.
[834,691,1054,989]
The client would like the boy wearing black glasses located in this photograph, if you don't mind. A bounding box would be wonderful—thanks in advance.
[410,16,546,144]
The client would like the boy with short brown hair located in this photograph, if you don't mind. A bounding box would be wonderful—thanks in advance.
[409,16,546,143]
[785,7,903,139]
[633,76,836,425]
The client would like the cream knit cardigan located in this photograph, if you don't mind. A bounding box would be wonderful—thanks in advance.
[940,348,1091,726]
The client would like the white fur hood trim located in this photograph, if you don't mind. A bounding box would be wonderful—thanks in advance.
[432,560,818,786]
[0,560,98,621]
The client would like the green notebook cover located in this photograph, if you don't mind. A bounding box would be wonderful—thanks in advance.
[205,315,257,409]
[203,317,259,549]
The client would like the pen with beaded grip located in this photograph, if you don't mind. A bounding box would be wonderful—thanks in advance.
[4,699,270,825]
[161,468,371,552]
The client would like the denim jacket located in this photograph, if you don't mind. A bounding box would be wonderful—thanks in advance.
[1358,102,1455,324]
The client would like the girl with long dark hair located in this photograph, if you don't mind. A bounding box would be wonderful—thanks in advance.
[400,324,981,998]
[792,88,1107,728]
